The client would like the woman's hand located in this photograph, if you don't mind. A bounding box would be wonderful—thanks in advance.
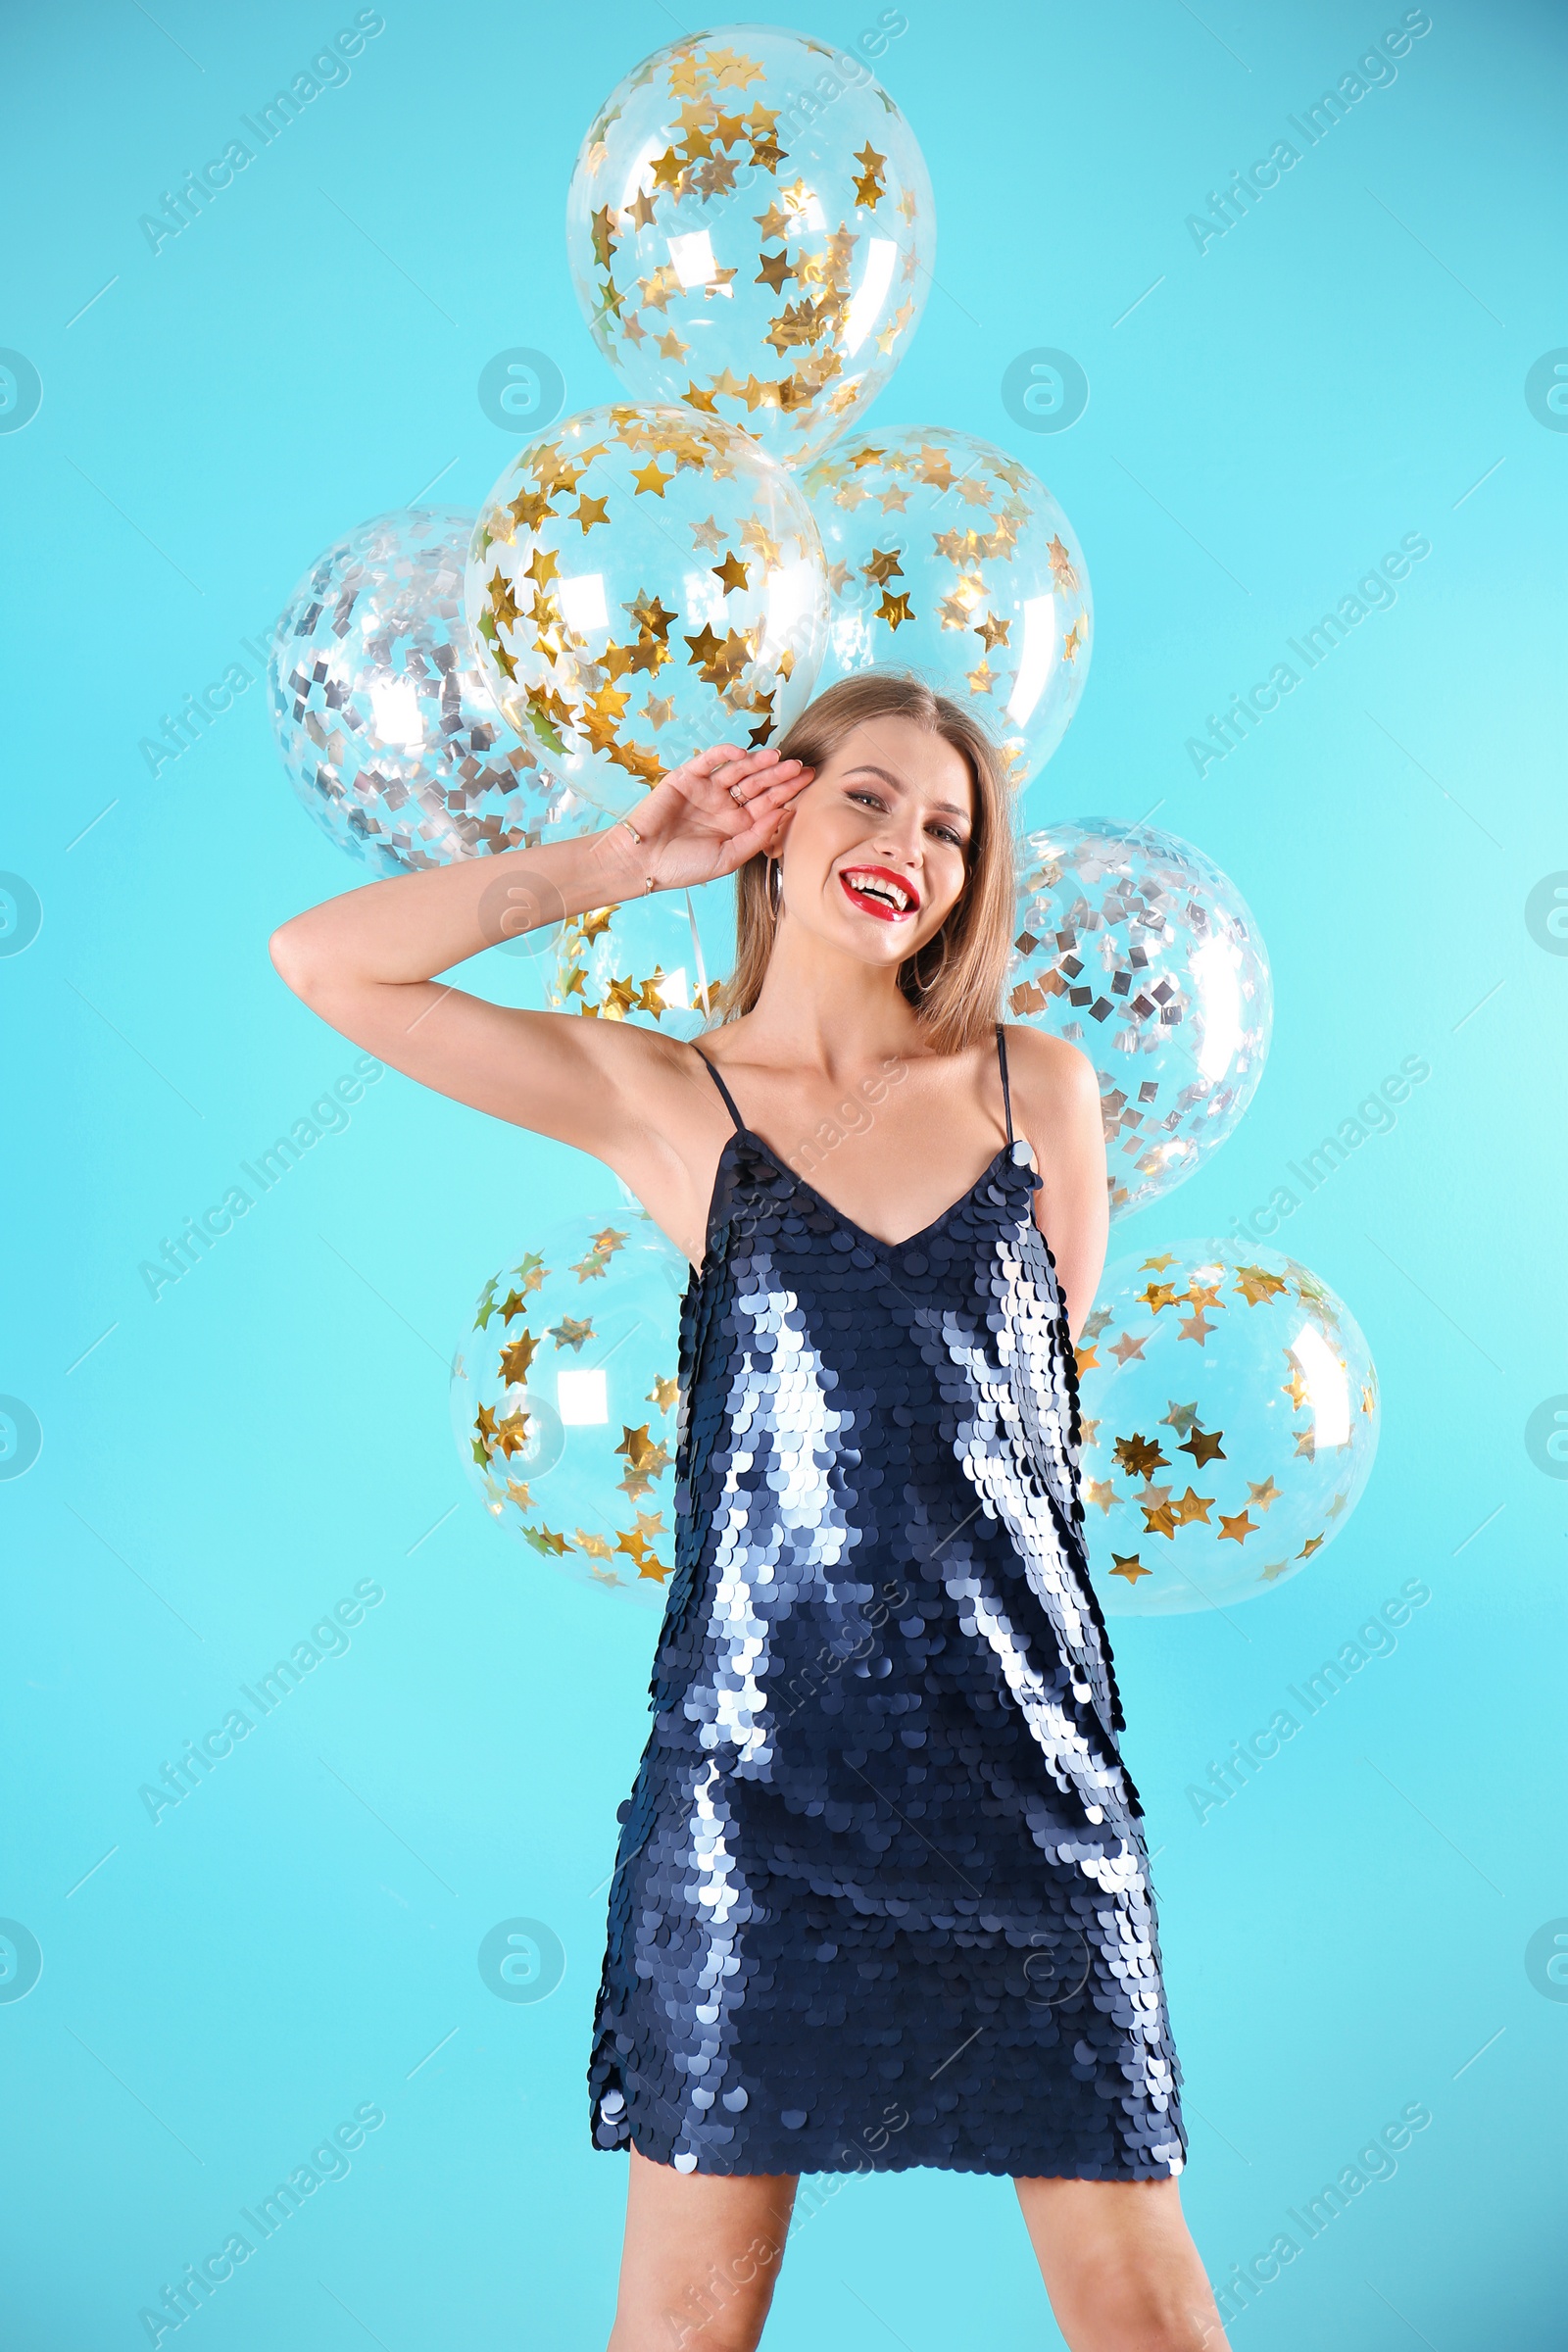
[622,743,815,893]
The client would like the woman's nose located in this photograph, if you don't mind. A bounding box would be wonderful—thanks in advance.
[871,810,925,861]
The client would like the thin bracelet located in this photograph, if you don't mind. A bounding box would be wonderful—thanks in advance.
[614,813,657,895]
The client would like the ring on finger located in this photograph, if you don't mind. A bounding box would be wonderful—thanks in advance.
[729,783,747,804]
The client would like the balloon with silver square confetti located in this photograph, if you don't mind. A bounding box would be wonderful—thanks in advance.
[269,507,590,873]
[451,1210,689,1605]
[1076,1241,1379,1615]
[1008,820,1271,1218]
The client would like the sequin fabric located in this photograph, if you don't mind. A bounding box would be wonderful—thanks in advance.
[588,1027,1187,2180]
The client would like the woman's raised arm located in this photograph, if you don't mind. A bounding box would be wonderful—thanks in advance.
[267,742,811,1160]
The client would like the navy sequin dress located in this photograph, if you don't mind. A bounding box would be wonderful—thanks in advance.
[588,1026,1186,2180]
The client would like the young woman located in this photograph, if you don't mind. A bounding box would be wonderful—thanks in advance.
[270,672,1227,2352]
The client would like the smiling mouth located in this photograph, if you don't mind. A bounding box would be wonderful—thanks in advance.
[839,866,920,922]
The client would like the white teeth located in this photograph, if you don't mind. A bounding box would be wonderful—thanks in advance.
[846,870,913,911]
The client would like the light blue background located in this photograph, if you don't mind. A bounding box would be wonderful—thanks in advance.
[3,2,1566,2344]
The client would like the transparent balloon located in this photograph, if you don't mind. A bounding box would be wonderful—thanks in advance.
[451,1210,690,1605]
[1076,1242,1379,1616]
[269,508,588,873]
[564,26,935,468]
[547,890,731,1040]
[803,425,1093,787]
[1008,820,1271,1217]
[466,405,829,820]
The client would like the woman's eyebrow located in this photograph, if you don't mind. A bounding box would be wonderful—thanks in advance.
[842,764,972,822]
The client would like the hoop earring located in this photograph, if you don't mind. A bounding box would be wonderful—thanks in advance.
[767,857,782,919]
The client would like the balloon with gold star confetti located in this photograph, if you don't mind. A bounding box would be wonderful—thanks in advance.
[1008,820,1271,1218]
[450,1209,689,1605]
[465,404,830,820]
[802,425,1093,787]
[269,508,592,873]
[564,27,934,468]
[547,889,729,1038]
[1075,1242,1379,1616]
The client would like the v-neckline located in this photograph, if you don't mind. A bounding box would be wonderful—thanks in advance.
[709,1125,1019,1259]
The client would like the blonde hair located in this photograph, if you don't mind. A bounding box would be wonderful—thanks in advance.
[714,672,1017,1055]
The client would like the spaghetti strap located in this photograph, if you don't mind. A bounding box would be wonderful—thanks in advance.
[695,1046,747,1135]
[995,1021,1014,1147]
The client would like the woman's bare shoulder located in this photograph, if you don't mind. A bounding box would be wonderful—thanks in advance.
[1001,1022,1101,1114]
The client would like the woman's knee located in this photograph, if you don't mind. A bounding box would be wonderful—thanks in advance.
[641,2233,787,2352]
[1061,2252,1225,2352]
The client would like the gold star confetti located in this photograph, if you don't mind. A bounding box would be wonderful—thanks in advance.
[1248,1477,1282,1512]
[495,1406,532,1459]
[523,1524,571,1557]
[1179,1425,1225,1466]
[1171,1487,1214,1528]
[648,1374,679,1411]
[1234,1263,1288,1305]
[499,1330,540,1384]
[877,589,914,628]
[1114,1432,1168,1479]
[1082,1479,1120,1515]
[1109,1331,1149,1366]
[861,546,905,585]
[1160,1400,1199,1436]
[549,1316,594,1351]
[1217,1510,1257,1545]
[1110,1554,1151,1584]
